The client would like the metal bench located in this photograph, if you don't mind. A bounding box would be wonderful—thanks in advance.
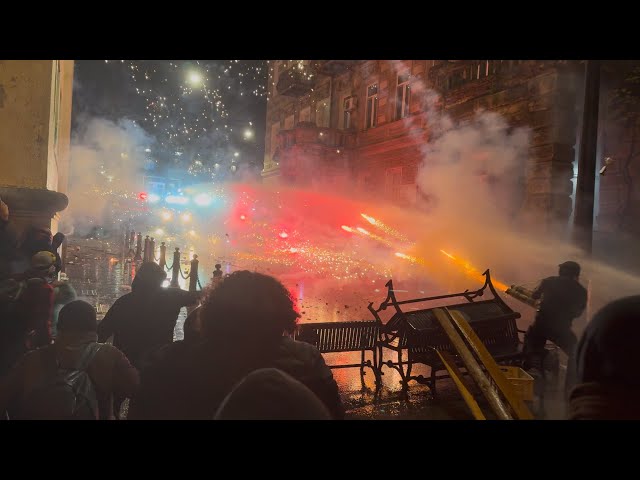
[369,270,524,392]
[293,320,381,386]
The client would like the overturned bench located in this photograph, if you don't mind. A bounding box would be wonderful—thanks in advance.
[293,320,381,386]
[369,270,524,393]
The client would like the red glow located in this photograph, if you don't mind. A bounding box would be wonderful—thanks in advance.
[240,215,246,221]
[138,192,148,201]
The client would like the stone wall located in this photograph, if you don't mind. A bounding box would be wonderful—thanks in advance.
[0,60,74,234]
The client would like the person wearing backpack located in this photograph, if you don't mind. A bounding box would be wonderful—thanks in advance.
[0,300,139,420]
[0,251,57,377]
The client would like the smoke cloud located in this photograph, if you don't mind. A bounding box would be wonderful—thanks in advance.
[66,115,154,237]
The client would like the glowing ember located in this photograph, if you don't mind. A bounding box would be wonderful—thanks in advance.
[360,213,409,242]
[341,225,353,232]
[279,231,289,238]
[361,213,376,225]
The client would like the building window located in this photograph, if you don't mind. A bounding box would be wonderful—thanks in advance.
[365,83,378,129]
[396,73,410,120]
[299,106,311,123]
[343,96,353,130]
[316,97,330,128]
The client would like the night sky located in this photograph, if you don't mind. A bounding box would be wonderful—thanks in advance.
[71,60,268,179]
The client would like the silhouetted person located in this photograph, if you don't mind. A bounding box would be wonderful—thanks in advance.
[523,261,587,389]
[97,262,199,370]
[51,273,77,338]
[10,225,54,276]
[0,300,139,420]
[214,368,332,420]
[14,251,58,351]
[212,263,223,286]
[0,198,19,280]
[569,296,640,420]
[128,270,344,420]
[51,232,65,274]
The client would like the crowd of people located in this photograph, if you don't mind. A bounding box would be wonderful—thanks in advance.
[1,195,639,420]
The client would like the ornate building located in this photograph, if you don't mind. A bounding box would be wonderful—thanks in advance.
[262,60,640,267]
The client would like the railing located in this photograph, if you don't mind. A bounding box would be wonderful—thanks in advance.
[429,60,528,93]
[277,124,356,150]
[310,60,364,77]
[276,65,317,97]
[123,228,220,292]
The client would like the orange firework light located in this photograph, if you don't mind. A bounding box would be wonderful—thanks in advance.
[360,213,409,242]
[343,224,394,247]
[439,249,509,292]
[394,252,427,265]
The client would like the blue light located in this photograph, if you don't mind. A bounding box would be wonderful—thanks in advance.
[148,193,161,203]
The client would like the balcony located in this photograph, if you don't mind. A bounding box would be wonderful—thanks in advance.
[277,123,355,150]
[429,60,529,93]
[276,66,317,97]
[311,60,365,77]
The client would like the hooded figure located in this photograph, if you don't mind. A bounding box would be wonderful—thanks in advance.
[97,262,200,370]
[568,295,640,420]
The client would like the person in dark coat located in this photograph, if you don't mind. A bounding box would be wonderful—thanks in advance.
[128,270,345,420]
[0,198,19,281]
[523,261,587,387]
[568,295,640,420]
[97,262,199,370]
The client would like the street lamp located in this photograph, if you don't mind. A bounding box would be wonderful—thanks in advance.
[188,71,202,86]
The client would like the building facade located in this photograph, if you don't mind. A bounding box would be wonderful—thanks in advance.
[262,60,640,266]
[0,60,74,235]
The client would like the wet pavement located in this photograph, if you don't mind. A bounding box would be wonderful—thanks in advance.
[63,235,566,420]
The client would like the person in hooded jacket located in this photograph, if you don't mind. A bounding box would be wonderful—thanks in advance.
[97,262,200,370]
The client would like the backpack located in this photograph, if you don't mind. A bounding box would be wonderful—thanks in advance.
[15,343,103,420]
